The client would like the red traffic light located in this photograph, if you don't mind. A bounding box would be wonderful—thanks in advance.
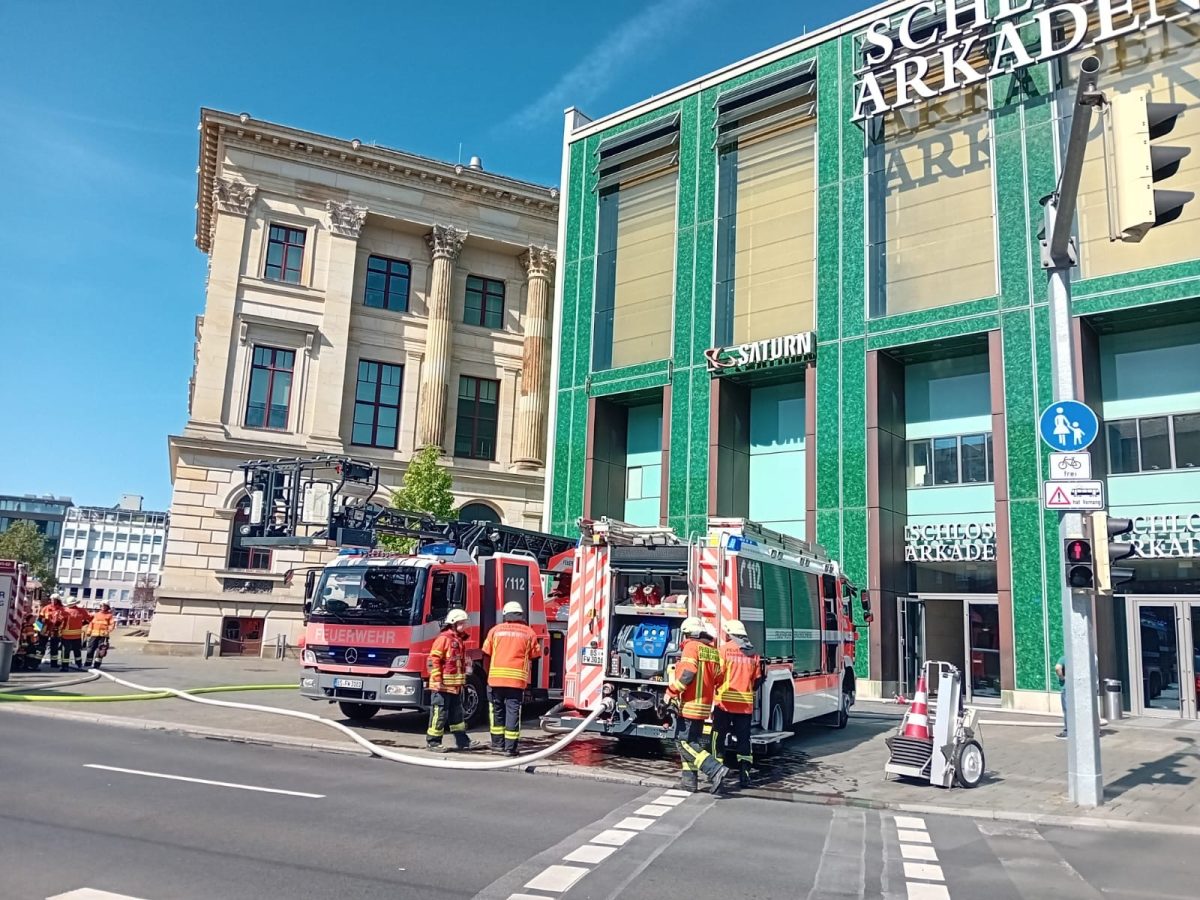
[1066,539,1092,563]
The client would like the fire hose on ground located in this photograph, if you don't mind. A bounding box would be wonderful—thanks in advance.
[10,669,613,771]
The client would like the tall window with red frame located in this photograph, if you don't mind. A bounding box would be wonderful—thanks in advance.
[245,346,295,430]
[454,376,499,460]
[265,224,305,283]
[228,496,270,570]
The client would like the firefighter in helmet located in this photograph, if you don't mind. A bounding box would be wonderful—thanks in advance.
[664,617,729,793]
[426,608,474,752]
[482,600,543,756]
[84,603,116,669]
[714,619,762,788]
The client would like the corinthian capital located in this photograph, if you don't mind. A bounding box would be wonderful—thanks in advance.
[212,177,258,216]
[521,245,556,281]
[425,224,467,262]
[326,200,368,238]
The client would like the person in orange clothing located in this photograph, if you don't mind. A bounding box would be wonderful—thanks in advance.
[426,608,474,752]
[482,601,543,756]
[84,603,116,669]
[37,594,67,669]
[714,619,762,788]
[59,598,93,671]
[664,617,729,794]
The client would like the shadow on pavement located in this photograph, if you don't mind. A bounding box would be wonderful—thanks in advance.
[1105,735,1199,801]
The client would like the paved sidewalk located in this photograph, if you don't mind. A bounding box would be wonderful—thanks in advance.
[4,651,1198,830]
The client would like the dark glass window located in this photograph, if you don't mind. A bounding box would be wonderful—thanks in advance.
[464,276,505,328]
[960,434,989,483]
[364,255,411,311]
[1139,417,1171,470]
[907,440,932,487]
[351,361,402,449]
[228,496,270,571]
[459,502,501,524]
[454,376,500,460]
[986,433,995,482]
[1174,414,1200,468]
[1107,419,1139,474]
[265,224,305,283]
[933,437,959,485]
[245,347,295,430]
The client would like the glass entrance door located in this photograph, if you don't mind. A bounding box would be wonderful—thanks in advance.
[1130,600,1199,718]
[966,602,1001,701]
[898,597,926,696]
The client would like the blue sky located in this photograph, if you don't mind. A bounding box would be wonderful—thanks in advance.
[0,0,860,511]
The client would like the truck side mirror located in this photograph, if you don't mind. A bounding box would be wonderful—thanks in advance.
[304,570,317,601]
[860,590,874,624]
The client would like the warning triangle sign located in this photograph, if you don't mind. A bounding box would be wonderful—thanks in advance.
[1047,486,1070,507]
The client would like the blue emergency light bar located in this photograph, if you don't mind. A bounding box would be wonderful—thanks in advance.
[420,542,459,556]
[337,548,368,556]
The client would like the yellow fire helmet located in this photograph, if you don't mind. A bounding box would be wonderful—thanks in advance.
[723,619,748,637]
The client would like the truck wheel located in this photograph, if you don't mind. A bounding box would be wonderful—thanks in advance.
[832,690,851,730]
[953,739,985,788]
[338,702,379,722]
[462,672,487,728]
[764,685,794,756]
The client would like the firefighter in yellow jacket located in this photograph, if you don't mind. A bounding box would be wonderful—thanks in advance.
[664,617,729,793]
[482,601,543,756]
[426,608,474,752]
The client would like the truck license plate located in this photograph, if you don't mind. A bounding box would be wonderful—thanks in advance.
[581,648,604,666]
[334,678,363,689]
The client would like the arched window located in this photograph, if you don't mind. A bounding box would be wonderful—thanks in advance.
[459,502,501,525]
[228,496,271,570]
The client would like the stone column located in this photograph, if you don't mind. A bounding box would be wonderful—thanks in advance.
[416,224,467,449]
[309,200,368,447]
[513,246,556,469]
[188,178,257,432]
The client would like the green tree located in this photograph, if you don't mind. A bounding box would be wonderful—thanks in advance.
[0,520,57,589]
[378,446,457,552]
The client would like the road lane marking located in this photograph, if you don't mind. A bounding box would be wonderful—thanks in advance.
[900,843,938,861]
[898,828,932,844]
[82,764,324,798]
[633,803,673,817]
[652,795,685,807]
[894,815,926,829]
[524,864,589,892]
[662,789,691,797]
[893,814,948,899]
[590,828,638,846]
[907,883,950,900]
[903,862,944,881]
[613,815,654,831]
[48,891,152,900]
[563,844,617,864]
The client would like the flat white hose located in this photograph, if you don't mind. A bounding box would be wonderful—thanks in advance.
[7,672,101,692]
[92,669,610,770]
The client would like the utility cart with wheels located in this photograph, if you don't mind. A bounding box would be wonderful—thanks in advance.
[884,660,985,789]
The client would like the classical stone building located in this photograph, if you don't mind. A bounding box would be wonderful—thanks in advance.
[150,109,558,654]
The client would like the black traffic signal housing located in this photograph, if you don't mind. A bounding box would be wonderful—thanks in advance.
[1092,512,1136,592]
[1064,538,1094,588]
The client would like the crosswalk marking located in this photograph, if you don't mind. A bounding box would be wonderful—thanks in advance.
[893,813,949,899]
[898,828,932,844]
[524,864,589,893]
[48,891,151,900]
[590,828,638,847]
[904,862,945,881]
[563,844,617,864]
[907,883,951,900]
[613,815,654,831]
[633,803,673,817]
[900,843,938,861]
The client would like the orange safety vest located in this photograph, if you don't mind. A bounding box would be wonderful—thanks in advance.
[89,611,116,637]
[482,622,542,689]
[40,606,65,636]
[667,638,723,720]
[60,607,93,640]
[716,638,761,715]
[428,629,468,694]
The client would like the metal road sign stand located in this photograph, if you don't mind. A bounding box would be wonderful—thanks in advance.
[1040,55,1104,807]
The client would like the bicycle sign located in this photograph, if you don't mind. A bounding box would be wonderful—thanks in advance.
[1049,452,1092,480]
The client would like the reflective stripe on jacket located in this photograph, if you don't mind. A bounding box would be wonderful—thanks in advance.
[60,607,93,640]
[716,638,761,714]
[89,611,116,637]
[482,622,542,689]
[667,638,723,720]
[428,630,468,694]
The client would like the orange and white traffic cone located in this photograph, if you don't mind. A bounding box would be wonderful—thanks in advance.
[901,675,931,740]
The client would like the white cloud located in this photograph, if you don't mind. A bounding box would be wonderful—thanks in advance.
[500,0,710,132]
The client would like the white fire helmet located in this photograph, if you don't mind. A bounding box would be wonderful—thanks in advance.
[444,609,469,626]
[681,616,706,637]
[502,601,525,617]
[723,619,748,637]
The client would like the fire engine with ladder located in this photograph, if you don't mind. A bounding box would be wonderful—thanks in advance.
[543,516,872,754]
[237,456,576,726]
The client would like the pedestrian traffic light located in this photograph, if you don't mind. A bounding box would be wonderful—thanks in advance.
[1091,512,1136,592]
[1106,90,1193,243]
[1064,538,1094,589]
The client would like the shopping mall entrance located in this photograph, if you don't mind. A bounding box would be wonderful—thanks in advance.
[898,595,1001,704]
[1124,598,1200,719]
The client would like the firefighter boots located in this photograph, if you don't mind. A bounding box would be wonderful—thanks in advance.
[697,754,729,794]
[679,770,698,793]
[739,762,753,789]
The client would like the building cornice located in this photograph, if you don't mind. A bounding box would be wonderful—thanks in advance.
[196,109,560,253]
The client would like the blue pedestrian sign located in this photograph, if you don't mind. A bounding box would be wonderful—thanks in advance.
[1038,401,1098,451]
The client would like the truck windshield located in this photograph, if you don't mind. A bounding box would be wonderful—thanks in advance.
[310,566,425,626]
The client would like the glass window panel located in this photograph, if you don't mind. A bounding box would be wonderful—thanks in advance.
[1174,414,1200,468]
[379,384,400,406]
[1107,420,1139,474]
[355,381,375,402]
[459,378,475,399]
[368,256,386,273]
[265,242,283,267]
[277,350,294,369]
[376,427,397,449]
[907,440,932,488]
[454,433,473,456]
[626,466,644,500]
[641,464,662,499]
[485,306,503,329]
[960,434,989,483]
[933,437,960,485]
[868,86,995,317]
[377,406,398,429]
[284,246,303,281]
[467,276,483,292]
[352,423,373,445]
[1139,417,1171,470]
[353,403,375,425]
[382,365,402,386]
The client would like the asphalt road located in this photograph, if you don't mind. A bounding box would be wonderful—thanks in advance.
[2,716,1196,900]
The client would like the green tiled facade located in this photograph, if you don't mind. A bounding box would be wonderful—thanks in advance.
[549,2,1200,708]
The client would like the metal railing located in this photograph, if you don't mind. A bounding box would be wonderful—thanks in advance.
[203,631,288,660]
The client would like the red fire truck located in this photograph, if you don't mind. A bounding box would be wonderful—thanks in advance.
[237,456,576,725]
[545,517,871,753]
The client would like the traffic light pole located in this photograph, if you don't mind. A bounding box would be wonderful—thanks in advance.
[1042,55,1104,808]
